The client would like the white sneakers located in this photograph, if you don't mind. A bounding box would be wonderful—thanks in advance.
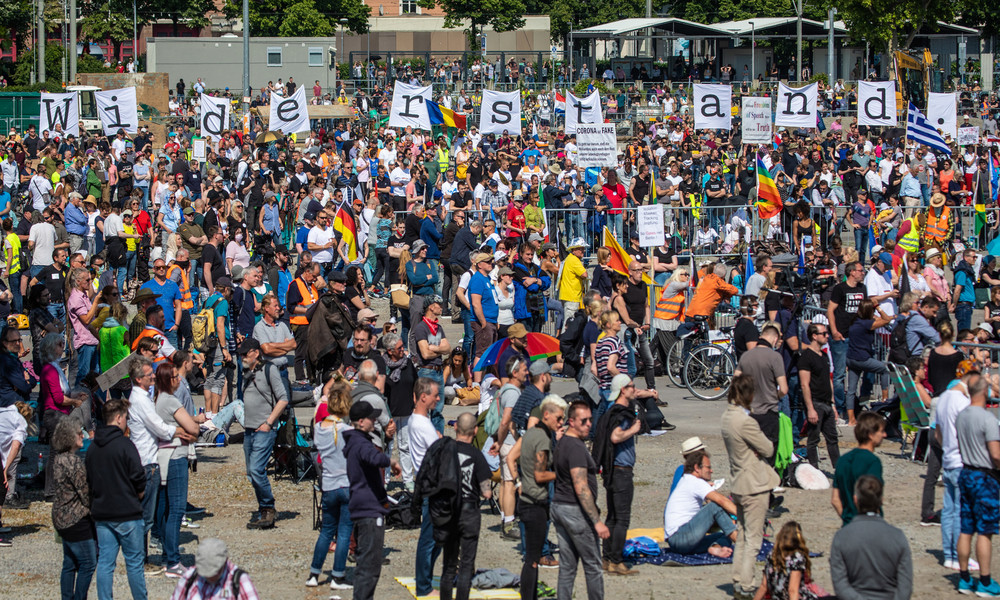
[945,558,981,571]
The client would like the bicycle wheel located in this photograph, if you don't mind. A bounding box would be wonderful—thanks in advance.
[666,338,685,388]
[684,343,736,401]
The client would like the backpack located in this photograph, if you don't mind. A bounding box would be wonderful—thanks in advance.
[887,314,915,365]
[182,567,247,599]
[485,384,517,438]
[192,295,222,354]
[75,168,89,197]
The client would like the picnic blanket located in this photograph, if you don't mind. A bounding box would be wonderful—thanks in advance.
[630,540,776,567]
[395,577,521,599]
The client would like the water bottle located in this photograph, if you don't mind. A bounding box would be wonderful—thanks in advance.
[37,452,44,475]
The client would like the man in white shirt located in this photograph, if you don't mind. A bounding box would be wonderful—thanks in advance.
[1,153,18,197]
[694,221,719,252]
[110,129,128,162]
[378,144,397,167]
[564,137,578,164]
[409,377,443,598]
[389,160,410,211]
[306,210,336,274]
[663,448,738,557]
[28,208,57,276]
[865,253,898,317]
[29,166,53,211]
[126,357,193,568]
[935,369,981,571]
[440,170,459,202]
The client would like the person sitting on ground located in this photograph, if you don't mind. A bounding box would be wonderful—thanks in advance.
[752,521,826,600]
[169,537,260,600]
[663,447,738,557]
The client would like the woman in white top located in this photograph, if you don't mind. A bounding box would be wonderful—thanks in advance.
[353,142,370,196]
[153,361,200,576]
[496,265,516,338]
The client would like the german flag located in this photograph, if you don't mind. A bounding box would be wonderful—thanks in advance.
[333,201,359,261]
[603,226,652,284]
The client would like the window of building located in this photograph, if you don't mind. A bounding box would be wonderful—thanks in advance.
[266,47,282,67]
[400,0,419,14]
[308,47,323,67]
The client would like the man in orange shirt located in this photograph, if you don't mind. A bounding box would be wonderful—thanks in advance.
[676,262,739,353]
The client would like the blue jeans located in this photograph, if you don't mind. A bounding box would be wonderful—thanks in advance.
[309,487,353,577]
[165,329,179,349]
[846,357,888,411]
[214,399,245,432]
[125,250,137,280]
[49,302,66,327]
[417,367,445,434]
[114,266,128,297]
[244,428,278,510]
[782,374,805,445]
[566,211,584,241]
[75,344,98,387]
[137,186,149,210]
[943,467,961,562]
[956,302,973,333]
[666,502,737,554]
[829,339,848,415]
[853,228,869,264]
[96,519,147,600]
[142,463,160,544]
[61,537,98,600]
[154,457,189,566]
[30,263,46,280]
[608,213,623,240]
[415,499,442,596]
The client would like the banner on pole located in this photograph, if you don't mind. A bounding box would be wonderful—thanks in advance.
[958,127,980,146]
[94,87,139,135]
[741,97,772,144]
[38,92,80,137]
[857,81,896,127]
[388,82,432,130]
[774,82,818,129]
[576,123,617,168]
[199,94,231,142]
[565,91,602,135]
[636,204,665,247]
[268,86,310,134]
[693,84,732,130]
[927,92,958,138]
[479,89,521,135]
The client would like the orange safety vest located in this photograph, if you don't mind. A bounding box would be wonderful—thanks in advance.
[130,328,168,363]
[925,206,951,242]
[653,291,685,321]
[166,264,193,310]
[290,277,318,326]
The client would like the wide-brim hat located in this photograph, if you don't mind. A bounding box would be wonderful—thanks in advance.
[130,288,161,305]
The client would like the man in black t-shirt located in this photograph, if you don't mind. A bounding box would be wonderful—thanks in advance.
[340,326,387,391]
[436,412,492,600]
[732,296,760,361]
[798,322,839,469]
[383,331,417,487]
[386,221,408,286]
[827,261,866,417]
[200,227,227,290]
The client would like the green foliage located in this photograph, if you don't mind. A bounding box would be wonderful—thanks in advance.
[669,0,792,25]
[417,0,526,47]
[80,0,145,60]
[957,1,1000,39]
[808,73,828,85]
[537,0,669,43]
[78,54,116,74]
[150,0,214,36]
[3,80,67,92]
[11,43,65,86]
[224,0,370,37]
[279,0,335,36]
[0,0,34,52]
[572,78,610,95]
[828,0,953,52]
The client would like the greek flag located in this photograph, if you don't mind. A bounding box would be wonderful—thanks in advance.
[906,102,951,156]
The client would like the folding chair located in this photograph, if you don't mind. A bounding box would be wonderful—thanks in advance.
[888,363,932,462]
[270,407,318,483]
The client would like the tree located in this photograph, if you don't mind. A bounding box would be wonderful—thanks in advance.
[150,0,214,37]
[80,0,152,61]
[0,0,33,52]
[224,0,370,37]
[416,0,526,49]
[829,0,954,52]
[956,1,1000,40]
[279,0,334,37]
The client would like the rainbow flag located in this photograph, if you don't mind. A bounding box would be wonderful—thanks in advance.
[754,153,783,219]
[603,227,651,284]
[333,201,359,261]
[427,100,467,130]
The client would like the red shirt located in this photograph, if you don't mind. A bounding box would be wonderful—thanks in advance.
[313,84,322,97]
[133,210,152,237]
[603,183,626,214]
[506,204,526,238]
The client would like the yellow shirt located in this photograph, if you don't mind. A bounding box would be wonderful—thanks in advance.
[124,224,137,252]
[4,232,21,274]
[558,254,586,303]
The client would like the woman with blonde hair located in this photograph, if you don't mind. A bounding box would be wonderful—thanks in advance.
[591,247,614,299]
[51,415,97,599]
[306,380,354,589]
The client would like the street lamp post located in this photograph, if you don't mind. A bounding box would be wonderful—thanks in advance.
[749,21,755,85]
[340,18,348,94]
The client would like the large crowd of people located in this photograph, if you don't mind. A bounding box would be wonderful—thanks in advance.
[2,71,1000,600]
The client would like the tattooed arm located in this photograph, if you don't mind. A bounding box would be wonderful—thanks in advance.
[570,466,610,539]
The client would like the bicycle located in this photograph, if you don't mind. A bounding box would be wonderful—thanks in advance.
[669,314,737,400]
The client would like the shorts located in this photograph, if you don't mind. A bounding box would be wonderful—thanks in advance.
[204,363,228,395]
[499,442,516,482]
[959,468,1000,536]
[472,321,497,357]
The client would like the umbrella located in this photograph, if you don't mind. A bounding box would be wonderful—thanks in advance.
[255,131,284,145]
[473,332,560,371]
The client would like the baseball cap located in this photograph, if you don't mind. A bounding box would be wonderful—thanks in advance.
[329,270,347,283]
[507,323,527,339]
[195,538,229,578]
[357,308,378,321]
[183,206,194,215]
[528,233,544,243]
[231,265,245,282]
[528,361,551,376]
[878,252,893,266]
[215,275,233,288]
[274,243,289,255]
[213,176,224,183]
[608,374,632,402]
[238,337,260,354]
[474,252,493,264]
[349,400,381,423]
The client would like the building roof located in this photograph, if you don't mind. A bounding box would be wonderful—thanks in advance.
[716,18,848,37]
[573,18,735,39]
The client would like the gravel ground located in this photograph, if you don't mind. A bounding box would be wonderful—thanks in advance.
[0,315,982,599]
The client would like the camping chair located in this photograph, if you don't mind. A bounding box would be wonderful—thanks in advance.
[270,407,317,483]
[888,363,932,462]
